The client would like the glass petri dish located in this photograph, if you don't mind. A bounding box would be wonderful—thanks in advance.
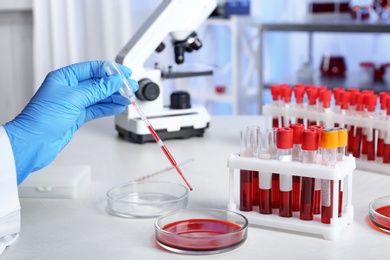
[369,196,390,232]
[155,208,248,255]
[106,181,188,218]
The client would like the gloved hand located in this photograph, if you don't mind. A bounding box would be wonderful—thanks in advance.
[3,61,139,184]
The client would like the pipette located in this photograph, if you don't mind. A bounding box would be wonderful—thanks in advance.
[104,61,193,191]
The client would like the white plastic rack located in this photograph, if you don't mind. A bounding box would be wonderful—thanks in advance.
[262,104,390,175]
[227,153,356,240]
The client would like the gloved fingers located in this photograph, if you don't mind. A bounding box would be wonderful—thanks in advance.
[99,92,132,106]
[83,103,128,123]
[50,61,133,86]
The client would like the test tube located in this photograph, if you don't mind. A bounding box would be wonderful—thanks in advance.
[320,128,338,224]
[307,87,319,126]
[308,125,324,214]
[336,127,347,218]
[258,129,274,214]
[294,84,305,125]
[377,92,389,160]
[270,85,281,128]
[352,93,365,158]
[281,85,292,127]
[384,97,390,164]
[271,128,280,209]
[277,127,293,218]
[320,89,332,128]
[366,94,377,161]
[347,89,360,154]
[290,123,304,212]
[299,129,318,221]
[248,125,260,206]
[239,129,253,211]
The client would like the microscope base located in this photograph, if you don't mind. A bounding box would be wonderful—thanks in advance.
[115,106,211,144]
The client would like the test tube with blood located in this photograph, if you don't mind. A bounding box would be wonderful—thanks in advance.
[332,88,344,127]
[239,129,253,211]
[270,85,281,128]
[258,129,275,214]
[340,91,351,127]
[320,129,338,224]
[293,84,305,125]
[271,128,280,209]
[366,94,378,161]
[347,89,360,154]
[320,89,332,128]
[352,93,365,158]
[299,129,318,221]
[248,125,260,206]
[383,98,390,164]
[361,91,375,157]
[290,123,304,212]
[276,127,294,217]
[377,92,389,160]
[308,125,324,214]
[336,127,348,217]
[281,85,293,127]
[306,86,319,126]
[317,86,328,112]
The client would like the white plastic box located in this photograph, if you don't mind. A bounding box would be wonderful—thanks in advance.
[18,165,91,199]
[227,153,355,240]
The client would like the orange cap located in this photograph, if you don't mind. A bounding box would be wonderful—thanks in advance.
[335,127,348,147]
[321,129,338,149]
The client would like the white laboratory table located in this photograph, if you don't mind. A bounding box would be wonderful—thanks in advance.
[3,116,390,259]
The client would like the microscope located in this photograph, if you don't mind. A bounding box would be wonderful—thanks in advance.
[115,0,217,143]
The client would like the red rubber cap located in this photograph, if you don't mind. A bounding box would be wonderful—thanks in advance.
[366,94,377,112]
[348,88,360,106]
[289,123,304,144]
[270,85,281,101]
[306,87,318,106]
[302,129,318,151]
[322,90,332,109]
[340,91,351,110]
[281,85,292,103]
[333,88,344,106]
[294,84,305,104]
[276,128,293,149]
[308,125,324,147]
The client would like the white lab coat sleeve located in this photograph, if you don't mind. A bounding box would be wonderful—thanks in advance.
[0,126,21,255]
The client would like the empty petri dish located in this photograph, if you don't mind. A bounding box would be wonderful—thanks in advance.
[155,208,248,255]
[369,196,390,232]
[106,181,189,218]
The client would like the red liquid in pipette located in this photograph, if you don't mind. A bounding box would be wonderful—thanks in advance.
[147,125,193,191]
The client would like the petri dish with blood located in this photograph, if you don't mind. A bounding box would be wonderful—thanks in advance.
[154,208,248,255]
[369,196,390,232]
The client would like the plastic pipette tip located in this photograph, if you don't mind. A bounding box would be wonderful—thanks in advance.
[174,164,193,191]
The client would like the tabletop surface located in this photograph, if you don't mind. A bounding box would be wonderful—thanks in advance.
[3,116,390,260]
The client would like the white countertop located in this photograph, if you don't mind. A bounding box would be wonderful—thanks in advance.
[3,116,390,259]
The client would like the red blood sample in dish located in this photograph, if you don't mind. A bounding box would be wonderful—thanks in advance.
[372,205,390,231]
[161,219,243,251]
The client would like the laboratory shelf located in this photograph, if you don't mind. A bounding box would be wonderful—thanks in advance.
[262,104,390,175]
[226,153,355,241]
[257,19,390,114]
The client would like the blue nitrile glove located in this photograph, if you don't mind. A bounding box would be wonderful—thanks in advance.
[3,61,139,184]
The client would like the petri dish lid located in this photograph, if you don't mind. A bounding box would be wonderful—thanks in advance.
[369,196,390,233]
[106,181,189,218]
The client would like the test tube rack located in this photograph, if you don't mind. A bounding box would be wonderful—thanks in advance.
[262,104,390,175]
[227,153,355,241]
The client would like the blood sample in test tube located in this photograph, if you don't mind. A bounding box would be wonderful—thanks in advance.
[320,89,332,128]
[377,92,389,159]
[294,84,306,125]
[383,98,390,164]
[276,127,294,217]
[317,86,328,112]
[336,127,348,217]
[308,125,324,214]
[306,86,319,126]
[352,93,365,158]
[290,123,304,212]
[239,129,253,211]
[281,85,293,127]
[299,129,318,221]
[320,129,338,224]
[270,85,281,128]
[247,125,260,206]
[347,89,360,153]
[271,128,280,209]
[258,129,274,214]
[366,94,377,161]
[333,88,345,127]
